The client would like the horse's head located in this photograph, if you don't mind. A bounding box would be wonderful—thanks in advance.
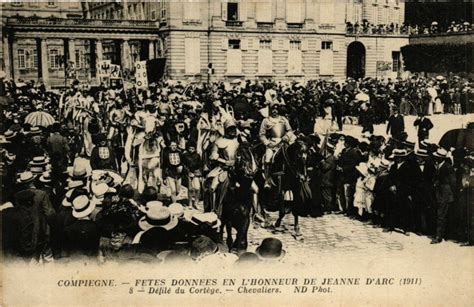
[235,144,257,180]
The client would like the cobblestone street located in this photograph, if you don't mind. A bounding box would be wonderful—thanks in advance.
[245,211,473,263]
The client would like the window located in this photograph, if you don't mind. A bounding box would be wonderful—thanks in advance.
[320,41,333,75]
[18,49,37,69]
[228,39,241,49]
[259,40,272,50]
[161,7,167,20]
[185,37,201,74]
[75,50,84,69]
[290,40,301,50]
[256,2,272,23]
[258,40,272,75]
[288,41,302,74]
[18,49,26,69]
[12,1,22,6]
[47,1,56,6]
[49,49,61,69]
[392,51,400,72]
[151,10,156,20]
[226,39,242,74]
[322,41,333,50]
[227,3,239,21]
[33,52,38,69]
[184,1,200,21]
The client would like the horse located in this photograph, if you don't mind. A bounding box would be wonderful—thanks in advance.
[263,138,312,238]
[108,121,129,174]
[136,133,163,194]
[220,142,258,252]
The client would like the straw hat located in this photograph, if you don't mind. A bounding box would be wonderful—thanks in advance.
[72,195,95,219]
[17,171,35,184]
[138,206,178,231]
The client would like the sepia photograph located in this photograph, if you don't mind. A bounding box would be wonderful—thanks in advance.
[0,0,473,306]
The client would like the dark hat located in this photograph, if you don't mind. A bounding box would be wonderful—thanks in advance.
[190,235,218,260]
[255,237,286,260]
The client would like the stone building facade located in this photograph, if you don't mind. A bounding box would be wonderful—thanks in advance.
[2,0,409,86]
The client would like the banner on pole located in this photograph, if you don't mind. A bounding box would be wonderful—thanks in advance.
[110,64,122,79]
[135,61,148,89]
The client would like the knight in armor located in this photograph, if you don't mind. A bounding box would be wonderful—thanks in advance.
[162,139,184,203]
[205,119,239,214]
[259,102,295,189]
[108,100,130,170]
[90,133,117,171]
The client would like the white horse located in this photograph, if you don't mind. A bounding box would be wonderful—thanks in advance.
[124,116,164,193]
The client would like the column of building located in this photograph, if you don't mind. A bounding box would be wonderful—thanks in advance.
[3,33,12,79]
[39,38,49,85]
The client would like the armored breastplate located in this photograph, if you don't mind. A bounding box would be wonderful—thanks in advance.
[217,138,239,163]
[269,118,286,138]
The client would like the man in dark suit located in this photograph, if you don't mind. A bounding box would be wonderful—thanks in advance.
[413,113,434,143]
[386,107,405,140]
[2,190,38,260]
[15,171,56,260]
[431,148,457,244]
[320,144,337,213]
[338,137,362,215]
[386,149,416,234]
[63,195,100,257]
[411,149,436,235]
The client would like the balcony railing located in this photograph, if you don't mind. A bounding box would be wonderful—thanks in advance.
[226,20,243,27]
[287,23,303,29]
[319,24,336,30]
[7,17,158,29]
[257,22,274,29]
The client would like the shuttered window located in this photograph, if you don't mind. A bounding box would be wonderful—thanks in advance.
[185,37,201,74]
[320,41,333,75]
[258,40,272,75]
[288,40,302,74]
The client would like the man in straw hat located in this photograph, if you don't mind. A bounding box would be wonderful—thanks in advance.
[63,195,100,257]
[431,148,457,244]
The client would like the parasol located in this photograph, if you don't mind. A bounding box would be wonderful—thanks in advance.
[435,75,445,81]
[24,111,55,127]
[439,128,474,151]
[431,21,438,26]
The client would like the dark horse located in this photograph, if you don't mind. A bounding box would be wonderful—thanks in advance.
[109,122,128,173]
[261,138,312,238]
[217,143,258,252]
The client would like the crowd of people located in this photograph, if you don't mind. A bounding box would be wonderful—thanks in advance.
[345,20,472,35]
[0,72,472,265]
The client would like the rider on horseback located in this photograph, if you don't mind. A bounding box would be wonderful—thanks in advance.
[259,101,295,189]
[206,119,239,216]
